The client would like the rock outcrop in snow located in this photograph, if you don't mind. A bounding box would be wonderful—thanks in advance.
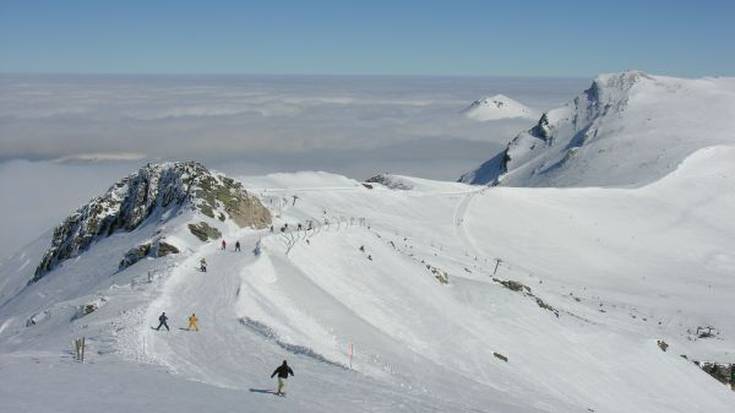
[459,70,735,187]
[118,239,180,271]
[365,173,415,190]
[462,94,535,121]
[33,161,270,281]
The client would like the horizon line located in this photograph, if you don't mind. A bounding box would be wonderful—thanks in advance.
[0,71,598,80]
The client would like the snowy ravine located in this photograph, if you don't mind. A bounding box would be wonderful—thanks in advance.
[1,144,734,412]
[459,71,735,187]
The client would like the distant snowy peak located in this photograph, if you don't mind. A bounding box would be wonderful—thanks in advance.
[33,161,270,281]
[459,70,735,187]
[462,94,535,121]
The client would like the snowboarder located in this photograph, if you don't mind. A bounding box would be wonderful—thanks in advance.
[155,312,170,331]
[235,241,241,252]
[187,313,199,331]
[221,239,227,250]
[200,258,207,272]
[270,360,294,396]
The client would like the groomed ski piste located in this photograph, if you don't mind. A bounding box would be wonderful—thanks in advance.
[1,144,734,412]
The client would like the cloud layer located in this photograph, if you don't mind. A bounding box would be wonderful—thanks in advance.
[0,74,587,177]
[0,74,588,256]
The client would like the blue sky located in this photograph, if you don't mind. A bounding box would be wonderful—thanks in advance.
[1,0,734,76]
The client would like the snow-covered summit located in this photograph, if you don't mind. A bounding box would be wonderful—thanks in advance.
[33,161,270,281]
[462,94,535,121]
[459,70,735,186]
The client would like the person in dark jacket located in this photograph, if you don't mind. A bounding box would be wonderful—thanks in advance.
[235,241,241,252]
[155,312,169,331]
[270,360,294,396]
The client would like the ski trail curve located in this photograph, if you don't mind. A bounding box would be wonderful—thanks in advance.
[453,187,487,260]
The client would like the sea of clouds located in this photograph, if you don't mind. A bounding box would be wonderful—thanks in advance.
[0,74,587,256]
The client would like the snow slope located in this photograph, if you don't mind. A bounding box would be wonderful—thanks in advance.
[1,147,734,412]
[462,94,536,121]
[459,71,735,187]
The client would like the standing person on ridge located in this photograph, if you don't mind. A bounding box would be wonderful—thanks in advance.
[155,312,169,331]
[270,360,294,396]
[187,313,199,331]
[235,241,241,252]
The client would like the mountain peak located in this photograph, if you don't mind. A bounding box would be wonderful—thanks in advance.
[593,70,652,90]
[459,71,735,187]
[32,161,270,281]
[462,94,535,121]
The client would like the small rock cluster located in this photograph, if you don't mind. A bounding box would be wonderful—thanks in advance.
[492,277,559,317]
[119,239,180,270]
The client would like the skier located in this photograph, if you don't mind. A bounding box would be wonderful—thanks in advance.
[270,225,274,233]
[297,223,303,231]
[187,313,199,331]
[200,258,207,272]
[221,239,227,250]
[270,360,294,396]
[235,241,241,252]
[359,245,365,253]
[253,239,262,256]
[155,312,170,331]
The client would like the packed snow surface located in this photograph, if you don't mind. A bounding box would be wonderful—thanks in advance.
[1,144,734,412]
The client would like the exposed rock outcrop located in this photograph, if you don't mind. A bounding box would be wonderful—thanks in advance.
[694,361,733,387]
[365,174,414,190]
[493,352,509,362]
[492,277,559,317]
[188,222,222,242]
[118,239,180,271]
[33,161,270,282]
[71,296,109,321]
[425,264,449,285]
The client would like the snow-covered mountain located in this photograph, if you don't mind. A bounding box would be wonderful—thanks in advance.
[1,149,734,412]
[32,161,270,282]
[462,94,536,121]
[459,71,735,186]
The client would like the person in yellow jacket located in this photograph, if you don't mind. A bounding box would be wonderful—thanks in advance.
[187,313,199,331]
